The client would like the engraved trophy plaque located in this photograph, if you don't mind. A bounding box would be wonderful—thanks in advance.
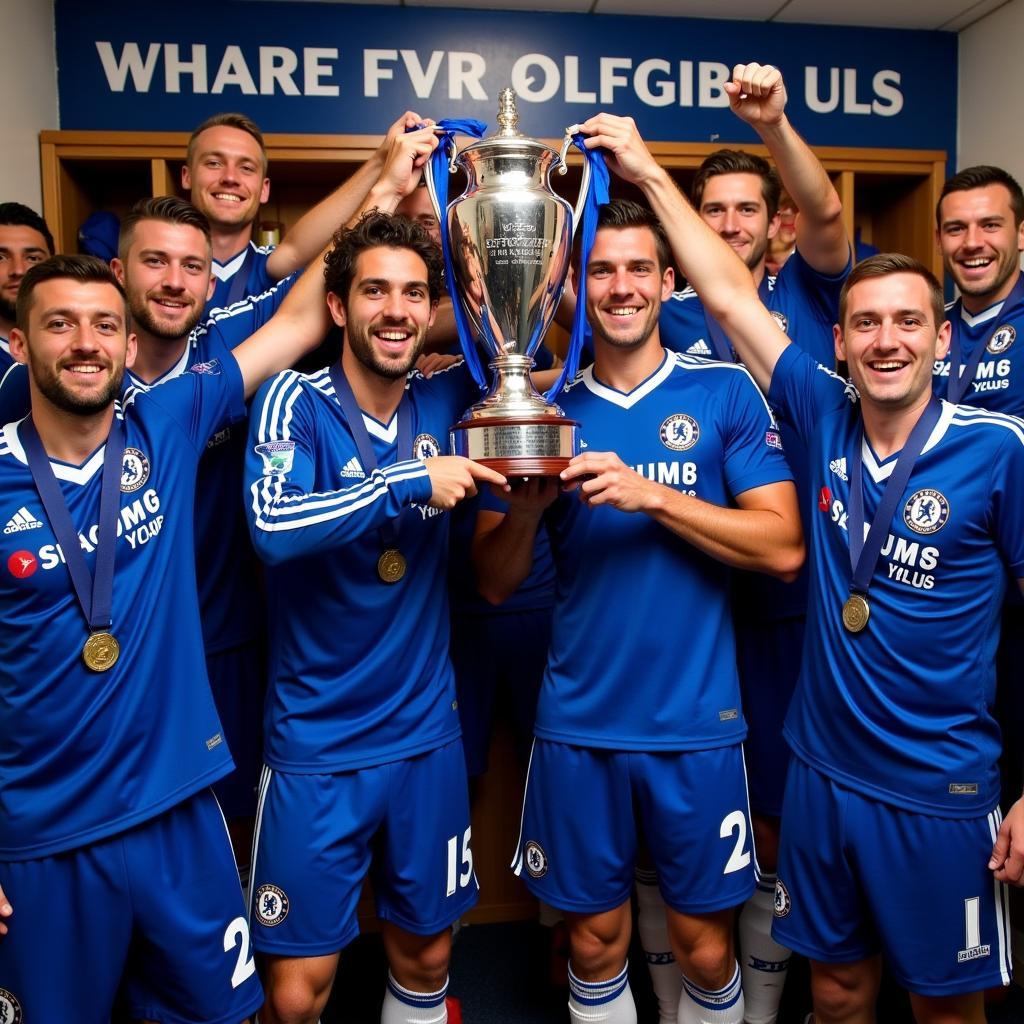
[425,89,593,475]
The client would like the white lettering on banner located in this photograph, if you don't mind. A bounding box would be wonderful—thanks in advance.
[95,42,340,96]
[93,41,907,119]
[806,66,903,117]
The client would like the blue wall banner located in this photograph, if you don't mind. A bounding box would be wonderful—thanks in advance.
[54,0,957,157]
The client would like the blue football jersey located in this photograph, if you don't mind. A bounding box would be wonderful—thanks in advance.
[770,344,1024,817]
[534,350,792,751]
[932,276,1024,415]
[207,242,276,317]
[126,275,296,653]
[0,358,246,859]
[660,251,848,621]
[245,362,479,772]
[0,336,12,374]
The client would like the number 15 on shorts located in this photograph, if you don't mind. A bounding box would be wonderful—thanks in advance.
[446,826,474,896]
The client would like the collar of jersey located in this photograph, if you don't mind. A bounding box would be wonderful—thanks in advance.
[3,404,127,483]
[581,350,674,409]
[858,400,954,484]
[0,335,8,355]
[959,297,1006,329]
[212,242,254,281]
[127,337,194,390]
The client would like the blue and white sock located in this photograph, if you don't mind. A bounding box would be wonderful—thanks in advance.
[568,961,637,1023]
[635,869,681,1024]
[677,961,743,1024]
[381,971,448,1024]
[738,872,791,1024]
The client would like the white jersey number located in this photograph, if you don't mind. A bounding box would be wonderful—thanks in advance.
[446,826,474,897]
[720,811,752,874]
[223,915,257,989]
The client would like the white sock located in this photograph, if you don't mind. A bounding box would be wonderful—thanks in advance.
[568,961,637,1023]
[635,869,681,1024]
[738,874,791,1024]
[381,971,448,1024]
[677,961,743,1024]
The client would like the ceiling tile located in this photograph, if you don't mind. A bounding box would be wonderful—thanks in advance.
[773,0,974,29]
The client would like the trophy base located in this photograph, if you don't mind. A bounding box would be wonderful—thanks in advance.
[450,415,579,477]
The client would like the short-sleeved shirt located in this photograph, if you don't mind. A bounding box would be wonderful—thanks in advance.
[770,343,1024,817]
[534,350,792,751]
[0,357,246,859]
[245,362,479,773]
[207,242,276,317]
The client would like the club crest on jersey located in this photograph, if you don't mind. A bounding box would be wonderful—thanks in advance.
[0,989,23,1023]
[120,447,150,492]
[988,324,1015,354]
[254,883,290,926]
[413,433,441,460]
[660,414,700,452]
[770,310,789,333]
[523,840,548,878]
[903,489,949,535]
[773,879,792,918]
[255,440,296,476]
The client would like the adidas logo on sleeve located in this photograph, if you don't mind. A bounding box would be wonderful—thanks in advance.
[686,339,713,357]
[339,456,365,479]
[4,507,43,534]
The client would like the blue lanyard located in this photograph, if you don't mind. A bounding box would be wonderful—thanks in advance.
[847,395,941,597]
[20,415,124,634]
[328,362,412,551]
[702,274,772,362]
[948,272,1024,404]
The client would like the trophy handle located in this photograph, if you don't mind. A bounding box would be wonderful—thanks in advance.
[557,127,592,240]
[422,134,460,225]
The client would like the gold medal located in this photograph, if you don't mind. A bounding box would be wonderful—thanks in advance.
[377,549,407,584]
[842,594,870,634]
[83,631,120,672]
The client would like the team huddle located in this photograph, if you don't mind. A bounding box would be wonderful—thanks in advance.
[1,62,1023,1024]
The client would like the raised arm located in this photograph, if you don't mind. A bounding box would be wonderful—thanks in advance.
[233,124,440,398]
[726,62,850,276]
[265,110,429,280]
[578,113,789,394]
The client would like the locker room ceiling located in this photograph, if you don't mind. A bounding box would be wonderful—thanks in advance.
[257,0,1009,31]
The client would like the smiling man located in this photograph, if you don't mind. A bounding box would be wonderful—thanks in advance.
[244,204,505,1024]
[183,111,424,314]
[605,104,1024,1018]
[473,195,802,1024]
[0,203,55,372]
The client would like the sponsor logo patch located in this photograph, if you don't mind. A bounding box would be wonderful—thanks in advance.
[949,782,979,795]
[7,551,38,579]
[0,989,23,1023]
[660,413,700,452]
[3,507,43,534]
[903,488,949,535]
[413,433,441,460]
[120,447,151,492]
[255,883,290,926]
[770,310,789,333]
[687,339,713,357]
[189,358,222,375]
[718,708,739,721]
[818,486,832,512]
[255,440,296,476]
[524,841,548,878]
[773,879,792,918]
[829,457,848,482]
[765,430,783,451]
[339,456,365,479]
[988,324,1015,355]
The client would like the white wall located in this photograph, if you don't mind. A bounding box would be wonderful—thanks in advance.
[958,0,1024,178]
[0,0,58,210]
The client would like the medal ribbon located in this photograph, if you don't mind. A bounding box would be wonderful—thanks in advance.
[947,271,1024,404]
[847,395,942,599]
[427,119,490,391]
[544,135,609,403]
[224,245,256,309]
[328,362,412,552]
[20,414,125,636]
[702,275,773,363]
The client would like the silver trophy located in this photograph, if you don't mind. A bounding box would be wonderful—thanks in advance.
[425,89,592,475]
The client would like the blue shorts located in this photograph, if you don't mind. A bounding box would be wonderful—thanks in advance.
[450,607,551,776]
[773,759,1013,996]
[736,615,803,817]
[250,740,478,956]
[208,641,265,818]
[513,740,756,915]
[0,791,262,1024]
